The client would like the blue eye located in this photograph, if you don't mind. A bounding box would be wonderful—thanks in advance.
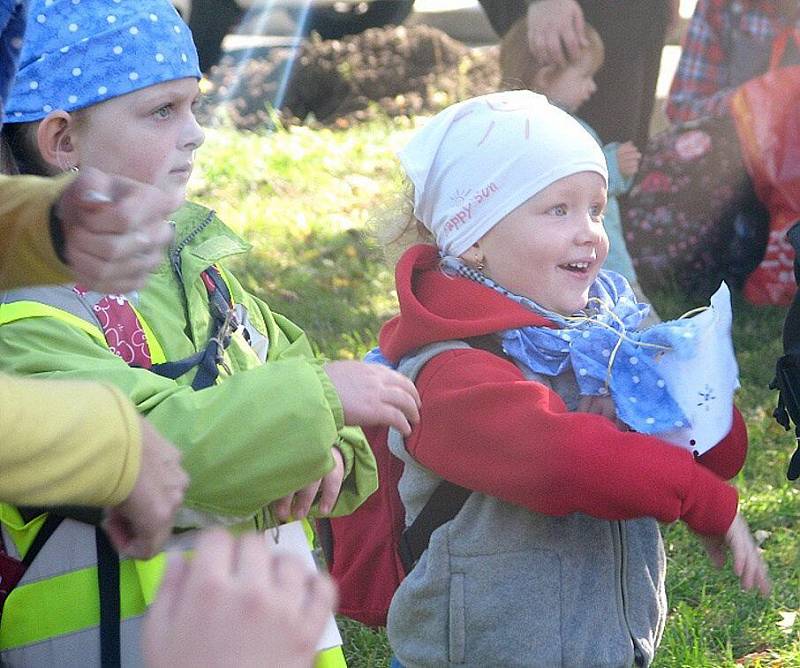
[590,204,605,221]
[550,204,568,216]
[153,105,172,119]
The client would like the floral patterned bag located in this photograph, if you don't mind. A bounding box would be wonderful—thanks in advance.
[622,115,768,299]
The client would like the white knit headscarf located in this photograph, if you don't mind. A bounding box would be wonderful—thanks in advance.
[398,90,608,257]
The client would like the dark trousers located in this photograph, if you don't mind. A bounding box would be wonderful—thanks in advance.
[479,0,670,146]
[580,2,670,146]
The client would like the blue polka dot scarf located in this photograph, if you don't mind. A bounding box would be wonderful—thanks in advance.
[439,256,700,435]
[4,0,200,123]
[0,0,27,123]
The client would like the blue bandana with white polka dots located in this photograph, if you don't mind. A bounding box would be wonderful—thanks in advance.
[4,0,200,123]
[440,256,699,435]
[0,0,27,123]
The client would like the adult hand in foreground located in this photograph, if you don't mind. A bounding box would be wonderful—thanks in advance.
[103,417,188,559]
[526,0,587,67]
[55,167,180,294]
[143,529,337,668]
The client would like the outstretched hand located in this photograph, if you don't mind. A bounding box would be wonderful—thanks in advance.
[143,529,336,668]
[55,167,180,294]
[526,0,587,67]
[700,511,771,597]
[324,360,421,436]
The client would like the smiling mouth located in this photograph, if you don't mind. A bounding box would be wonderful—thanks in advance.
[559,261,592,274]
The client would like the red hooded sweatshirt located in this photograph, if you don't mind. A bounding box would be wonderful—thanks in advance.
[379,244,747,536]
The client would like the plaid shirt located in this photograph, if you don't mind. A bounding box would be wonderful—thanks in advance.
[667,0,800,122]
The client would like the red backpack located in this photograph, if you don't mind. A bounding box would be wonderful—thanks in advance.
[320,423,414,628]
[321,338,506,628]
[321,423,471,629]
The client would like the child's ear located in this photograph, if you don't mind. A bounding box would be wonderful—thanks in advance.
[36,111,79,172]
[460,242,486,272]
[532,64,560,93]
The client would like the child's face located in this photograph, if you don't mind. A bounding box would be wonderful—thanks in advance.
[474,171,608,316]
[544,60,598,113]
[71,77,204,202]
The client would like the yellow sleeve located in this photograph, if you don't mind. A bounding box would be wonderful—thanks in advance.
[0,374,142,507]
[0,173,76,290]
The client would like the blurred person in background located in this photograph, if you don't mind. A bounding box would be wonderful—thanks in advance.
[667,0,800,123]
[480,0,677,148]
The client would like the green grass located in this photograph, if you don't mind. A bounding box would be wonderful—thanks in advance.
[190,120,800,667]
[192,120,411,359]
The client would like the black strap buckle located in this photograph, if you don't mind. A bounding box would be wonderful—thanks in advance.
[772,354,800,479]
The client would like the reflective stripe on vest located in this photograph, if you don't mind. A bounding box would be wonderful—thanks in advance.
[0,297,170,666]
[0,300,108,346]
[129,302,167,364]
[0,299,168,366]
[316,646,348,668]
[0,506,195,666]
[0,292,340,664]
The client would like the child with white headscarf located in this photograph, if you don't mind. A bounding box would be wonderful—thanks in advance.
[372,90,769,668]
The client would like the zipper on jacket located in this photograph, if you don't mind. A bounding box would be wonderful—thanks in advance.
[168,211,217,330]
[169,210,216,285]
[615,521,646,667]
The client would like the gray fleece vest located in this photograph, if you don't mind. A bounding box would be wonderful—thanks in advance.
[386,341,667,668]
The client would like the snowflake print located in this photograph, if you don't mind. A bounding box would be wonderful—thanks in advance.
[696,384,716,411]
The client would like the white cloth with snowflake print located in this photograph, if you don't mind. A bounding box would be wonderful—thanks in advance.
[654,282,739,455]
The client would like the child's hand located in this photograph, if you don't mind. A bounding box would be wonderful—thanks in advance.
[700,512,771,596]
[272,447,345,521]
[142,529,336,668]
[324,360,421,436]
[55,167,181,294]
[576,394,627,430]
[615,141,642,179]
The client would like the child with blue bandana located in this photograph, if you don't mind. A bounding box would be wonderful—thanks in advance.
[372,90,769,668]
[0,1,422,666]
[0,1,192,552]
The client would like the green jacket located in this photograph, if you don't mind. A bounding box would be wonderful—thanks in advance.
[0,201,377,521]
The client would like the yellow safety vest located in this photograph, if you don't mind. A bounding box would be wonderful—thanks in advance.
[0,299,347,668]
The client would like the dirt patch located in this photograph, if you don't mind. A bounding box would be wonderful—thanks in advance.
[198,24,501,130]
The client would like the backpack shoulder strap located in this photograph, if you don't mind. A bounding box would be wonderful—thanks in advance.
[773,222,800,478]
[395,335,509,573]
[398,481,471,574]
[784,223,800,353]
[150,264,238,390]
